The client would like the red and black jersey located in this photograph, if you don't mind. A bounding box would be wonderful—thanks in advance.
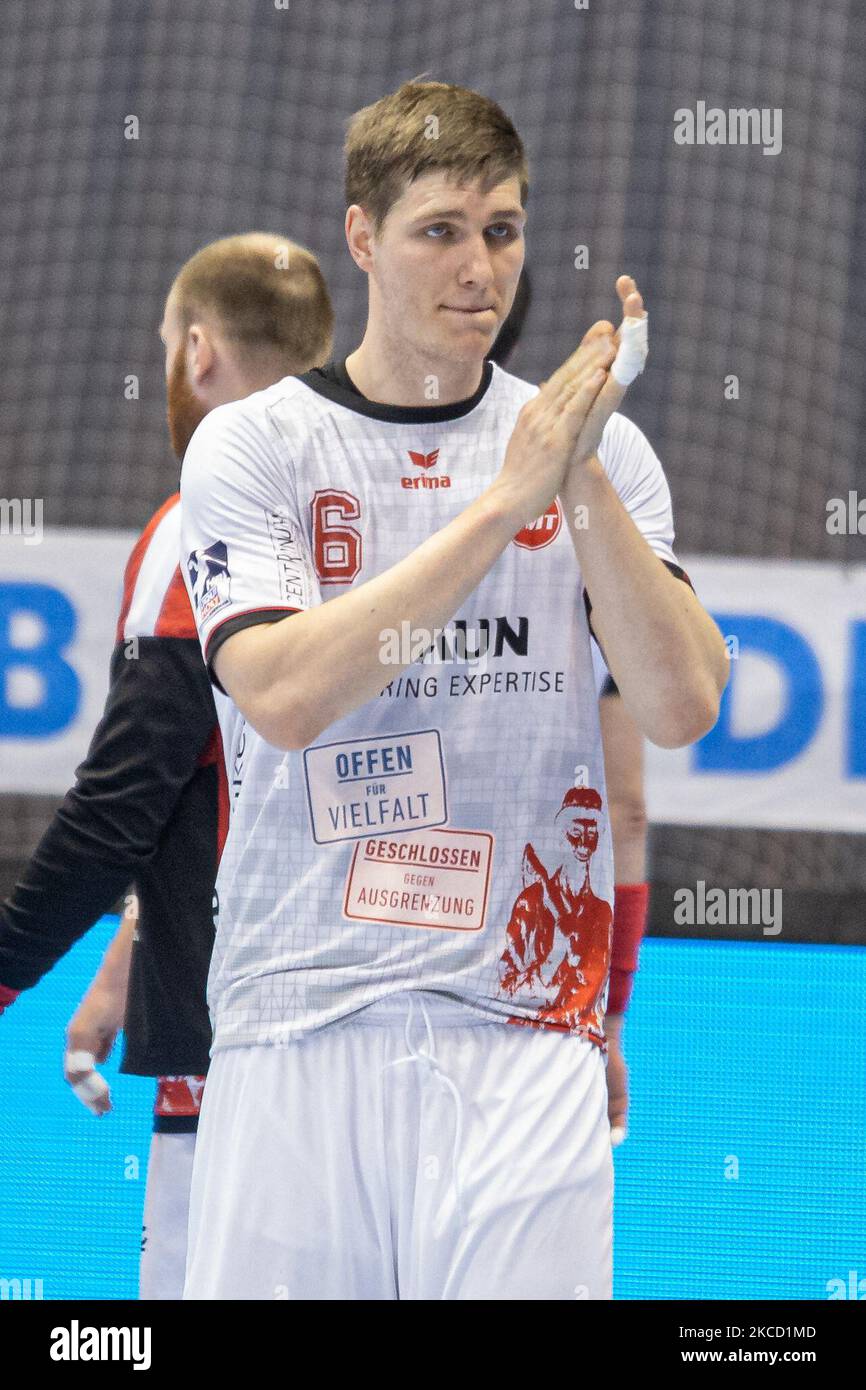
[0,494,227,1076]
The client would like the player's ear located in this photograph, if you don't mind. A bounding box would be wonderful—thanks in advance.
[187,324,215,384]
[345,205,375,272]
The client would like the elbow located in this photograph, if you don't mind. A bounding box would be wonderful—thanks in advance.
[246,688,322,752]
[647,678,724,750]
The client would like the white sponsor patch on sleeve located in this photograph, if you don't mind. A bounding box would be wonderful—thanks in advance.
[265,508,313,609]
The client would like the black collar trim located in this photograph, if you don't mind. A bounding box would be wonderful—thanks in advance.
[297,357,494,424]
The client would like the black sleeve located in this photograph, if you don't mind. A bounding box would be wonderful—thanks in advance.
[583,559,694,646]
[206,607,297,694]
[0,637,216,991]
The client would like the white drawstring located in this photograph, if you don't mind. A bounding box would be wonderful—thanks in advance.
[380,994,467,1230]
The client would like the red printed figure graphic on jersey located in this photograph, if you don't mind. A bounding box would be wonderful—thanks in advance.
[499,785,612,1045]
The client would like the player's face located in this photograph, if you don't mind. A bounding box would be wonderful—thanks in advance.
[372,172,525,367]
[159,293,208,460]
[564,814,599,861]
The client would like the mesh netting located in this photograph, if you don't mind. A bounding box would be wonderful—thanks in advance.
[1,0,864,914]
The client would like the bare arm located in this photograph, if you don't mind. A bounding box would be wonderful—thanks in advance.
[214,334,618,750]
[562,460,727,747]
[216,490,520,749]
[558,276,727,748]
[78,907,135,1021]
[599,690,647,883]
[63,908,136,1116]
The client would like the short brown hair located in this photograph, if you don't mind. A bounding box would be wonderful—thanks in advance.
[344,80,528,231]
[171,233,334,373]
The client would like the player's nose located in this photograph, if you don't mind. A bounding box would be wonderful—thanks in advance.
[457,236,497,287]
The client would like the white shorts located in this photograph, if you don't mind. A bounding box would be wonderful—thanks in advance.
[139,1131,197,1300]
[183,990,614,1300]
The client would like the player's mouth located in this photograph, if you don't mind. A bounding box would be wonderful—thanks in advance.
[441,305,496,317]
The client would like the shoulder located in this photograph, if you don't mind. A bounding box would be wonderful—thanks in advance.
[181,375,338,490]
[183,382,289,460]
[179,385,291,506]
[596,411,669,498]
[117,495,195,640]
[131,492,180,550]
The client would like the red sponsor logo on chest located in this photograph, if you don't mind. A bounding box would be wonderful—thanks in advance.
[513,499,562,549]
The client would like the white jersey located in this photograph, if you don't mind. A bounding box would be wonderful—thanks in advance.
[180,359,683,1055]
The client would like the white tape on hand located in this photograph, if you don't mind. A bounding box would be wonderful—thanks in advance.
[610,314,648,386]
[610,1125,627,1148]
[65,1049,110,1114]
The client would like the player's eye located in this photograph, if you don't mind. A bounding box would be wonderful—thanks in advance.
[486,223,519,241]
[423,224,452,239]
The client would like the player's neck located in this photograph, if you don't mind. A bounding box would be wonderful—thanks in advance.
[345,332,484,409]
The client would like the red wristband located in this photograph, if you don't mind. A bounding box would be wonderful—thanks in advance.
[0,983,22,1016]
[608,882,649,1013]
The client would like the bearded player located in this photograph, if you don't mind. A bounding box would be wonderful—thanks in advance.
[180,80,727,1300]
[0,234,333,1297]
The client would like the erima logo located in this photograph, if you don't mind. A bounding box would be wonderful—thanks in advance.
[187,540,230,620]
[402,448,450,490]
[408,449,439,469]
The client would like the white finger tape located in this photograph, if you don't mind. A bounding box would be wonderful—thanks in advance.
[610,314,648,385]
[65,1050,110,1112]
[610,1125,627,1148]
[65,1049,96,1073]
